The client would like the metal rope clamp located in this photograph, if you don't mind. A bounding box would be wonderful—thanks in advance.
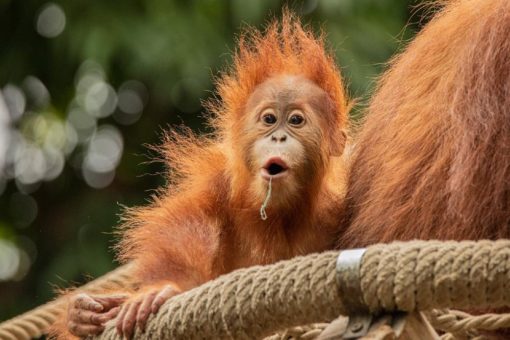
[329,249,409,339]
[335,248,372,338]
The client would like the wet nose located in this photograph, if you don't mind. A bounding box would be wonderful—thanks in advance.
[271,131,287,143]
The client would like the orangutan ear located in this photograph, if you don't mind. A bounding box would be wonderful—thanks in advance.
[330,128,347,156]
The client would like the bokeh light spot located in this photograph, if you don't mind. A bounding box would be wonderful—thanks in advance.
[12,248,30,281]
[84,125,123,173]
[16,236,38,264]
[14,144,47,185]
[82,167,115,189]
[84,81,117,118]
[43,147,65,181]
[22,76,50,109]
[0,240,20,281]
[36,3,66,38]
[0,92,10,178]
[67,108,97,142]
[82,125,123,189]
[3,84,26,121]
[118,90,143,114]
[75,60,105,92]
[9,193,38,228]
[113,80,148,125]
[64,122,78,155]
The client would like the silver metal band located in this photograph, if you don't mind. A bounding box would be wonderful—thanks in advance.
[336,248,368,314]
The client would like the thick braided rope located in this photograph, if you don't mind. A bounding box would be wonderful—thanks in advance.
[360,240,510,313]
[428,309,510,338]
[0,263,135,340]
[264,324,328,340]
[97,251,343,340]
[94,240,510,340]
[3,240,510,339]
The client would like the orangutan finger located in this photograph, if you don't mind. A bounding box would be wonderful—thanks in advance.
[136,291,157,331]
[122,300,141,339]
[74,293,103,312]
[115,303,129,337]
[151,285,176,313]
[73,306,121,325]
[73,309,102,325]
[101,306,121,324]
[94,294,129,311]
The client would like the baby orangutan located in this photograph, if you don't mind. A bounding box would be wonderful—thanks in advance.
[52,13,348,339]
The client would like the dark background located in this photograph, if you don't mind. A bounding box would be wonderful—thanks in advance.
[0,0,425,322]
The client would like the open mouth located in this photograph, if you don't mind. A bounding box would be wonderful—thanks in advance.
[261,157,289,180]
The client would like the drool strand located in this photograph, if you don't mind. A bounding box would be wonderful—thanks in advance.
[259,177,272,220]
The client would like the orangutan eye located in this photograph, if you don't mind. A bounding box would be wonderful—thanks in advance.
[262,113,277,125]
[288,113,305,126]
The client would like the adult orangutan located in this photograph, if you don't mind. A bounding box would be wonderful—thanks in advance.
[339,0,510,246]
[50,13,349,339]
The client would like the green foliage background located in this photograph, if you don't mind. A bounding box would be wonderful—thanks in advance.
[0,0,425,322]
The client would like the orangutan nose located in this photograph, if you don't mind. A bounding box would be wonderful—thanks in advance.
[271,131,287,143]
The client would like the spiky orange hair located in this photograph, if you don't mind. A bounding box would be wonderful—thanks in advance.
[208,11,348,141]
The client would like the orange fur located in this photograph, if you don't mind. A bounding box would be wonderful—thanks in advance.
[51,12,349,338]
[51,11,350,339]
[339,0,510,245]
[338,3,510,336]
[48,294,77,340]
[114,11,349,290]
[208,12,348,143]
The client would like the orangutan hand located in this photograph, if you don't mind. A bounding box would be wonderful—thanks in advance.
[67,293,128,337]
[116,284,177,339]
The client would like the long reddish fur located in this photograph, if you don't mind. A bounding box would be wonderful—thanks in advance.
[339,0,510,246]
[50,12,349,339]
[116,12,349,290]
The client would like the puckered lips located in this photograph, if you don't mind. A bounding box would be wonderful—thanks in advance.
[261,157,289,180]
